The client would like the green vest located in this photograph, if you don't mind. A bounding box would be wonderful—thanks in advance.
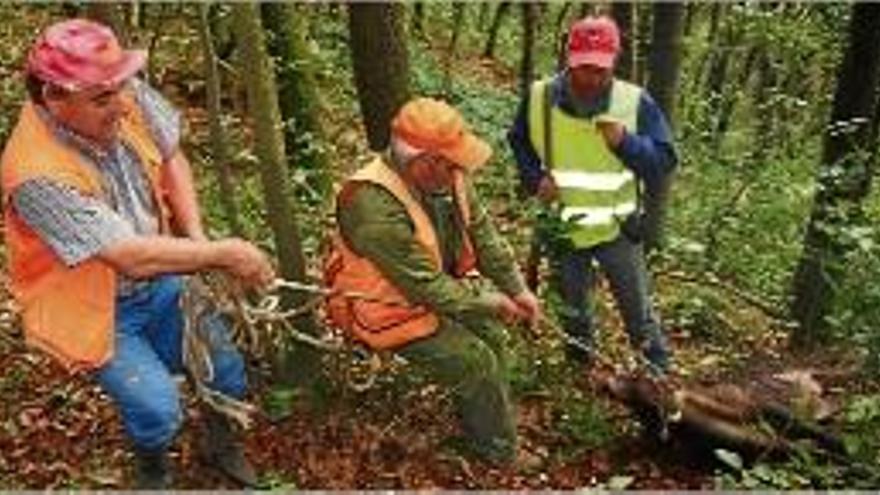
[528,77,642,248]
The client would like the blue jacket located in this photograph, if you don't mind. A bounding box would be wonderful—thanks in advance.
[507,71,678,195]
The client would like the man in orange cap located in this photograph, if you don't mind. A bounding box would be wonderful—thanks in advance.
[2,19,273,488]
[325,97,541,464]
[508,16,677,374]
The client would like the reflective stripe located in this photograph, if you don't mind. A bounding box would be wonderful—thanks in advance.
[561,202,637,226]
[552,170,635,191]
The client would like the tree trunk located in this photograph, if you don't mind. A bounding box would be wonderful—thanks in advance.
[790,3,880,346]
[197,4,243,237]
[610,1,635,81]
[261,3,332,199]
[553,3,573,71]
[412,2,425,38]
[634,3,652,86]
[642,2,684,254]
[483,1,511,59]
[442,2,467,95]
[349,3,411,151]
[519,3,537,96]
[232,2,321,388]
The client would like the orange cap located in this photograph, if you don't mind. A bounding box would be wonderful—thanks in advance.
[391,97,492,171]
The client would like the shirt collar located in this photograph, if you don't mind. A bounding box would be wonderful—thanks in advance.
[34,104,115,163]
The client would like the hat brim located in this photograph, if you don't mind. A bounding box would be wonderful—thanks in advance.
[568,51,615,69]
[438,132,492,171]
[98,49,147,87]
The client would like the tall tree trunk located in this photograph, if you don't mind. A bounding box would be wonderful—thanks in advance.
[261,3,331,199]
[642,2,684,254]
[197,4,242,237]
[349,3,411,151]
[790,3,880,346]
[483,1,511,59]
[411,2,425,39]
[232,2,319,388]
[519,3,537,95]
[610,1,635,81]
[634,3,652,85]
[553,3,573,71]
[442,2,467,95]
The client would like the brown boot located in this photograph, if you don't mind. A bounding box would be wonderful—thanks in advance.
[201,411,258,487]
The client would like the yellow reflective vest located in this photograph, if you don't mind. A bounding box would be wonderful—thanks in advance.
[528,77,642,248]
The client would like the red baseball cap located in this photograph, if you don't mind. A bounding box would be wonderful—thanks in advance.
[392,97,492,171]
[26,18,146,91]
[567,16,620,69]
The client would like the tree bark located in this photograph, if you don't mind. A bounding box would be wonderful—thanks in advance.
[790,3,880,346]
[442,2,467,95]
[643,2,684,254]
[634,3,652,86]
[519,3,538,96]
[483,1,511,59]
[232,1,321,388]
[197,4,242,237]
[349,3,411,151]
[610,1,635,81]
[261,3,332,199]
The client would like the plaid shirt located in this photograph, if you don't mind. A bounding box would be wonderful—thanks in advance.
[11,78,181,295]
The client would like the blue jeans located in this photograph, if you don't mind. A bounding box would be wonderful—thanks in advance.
[95,275,247,451]
[551,233,669,370]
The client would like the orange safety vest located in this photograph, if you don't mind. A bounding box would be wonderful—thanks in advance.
[1,96,170,371]
[324,156,476,350]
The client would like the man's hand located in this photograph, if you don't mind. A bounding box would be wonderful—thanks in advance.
[596,118,625,150]
[215,239,276,289]
[511,290,542,329]
[483,291,528,325]
[536,175,559,203]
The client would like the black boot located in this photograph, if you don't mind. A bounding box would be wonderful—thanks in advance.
[201,411,258,487]
[134,448,172,490]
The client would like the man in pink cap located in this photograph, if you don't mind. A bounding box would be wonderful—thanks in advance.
[2,19,272,488]
[508,15,678,374]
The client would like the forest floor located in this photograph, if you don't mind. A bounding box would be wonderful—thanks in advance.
[0,256,866,489]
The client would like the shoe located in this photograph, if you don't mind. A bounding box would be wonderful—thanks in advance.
[201,411,258,487]
[641,338,670,376]
[134,448,172,489]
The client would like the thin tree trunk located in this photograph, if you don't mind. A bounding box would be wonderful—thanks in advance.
[231,2,309,296]
[232,1,320,387]
[443,2,467,95]
[261,3,332,199]
[642,2,684,254]
[790,3,880,346]
[412,2,425,38]
[483,1,511,59]
[610,1,635,81]
[553,3,573,71]
[634,3,652,86]
[349,3,411,151]
[197,4,242,237]
[519,3,537,96]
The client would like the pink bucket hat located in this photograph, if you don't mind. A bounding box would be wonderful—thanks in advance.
[567,16,620,69]
[26,18,147,91]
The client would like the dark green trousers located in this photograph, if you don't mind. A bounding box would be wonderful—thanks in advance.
[399,317,516,463]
